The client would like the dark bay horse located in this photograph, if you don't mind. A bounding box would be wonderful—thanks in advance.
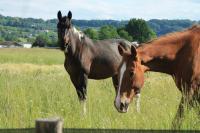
[57,11,132,110]
[115,25,200,128]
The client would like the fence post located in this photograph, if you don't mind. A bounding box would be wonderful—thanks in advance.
[35,117,63,133]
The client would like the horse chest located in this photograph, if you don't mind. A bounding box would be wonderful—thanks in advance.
[64,56,90,75]
[64,57,80,73]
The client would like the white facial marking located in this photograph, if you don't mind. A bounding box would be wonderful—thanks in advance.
[135,93,141,113]
[115,62,127,110]
[73,27,84,41]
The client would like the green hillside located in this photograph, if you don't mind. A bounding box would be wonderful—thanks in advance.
[0,14,199,46]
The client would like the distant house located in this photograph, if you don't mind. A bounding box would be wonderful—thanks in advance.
[0,45,6,48]
[0,41,22,48]
[0,41,33,48]
[21,43,32,48]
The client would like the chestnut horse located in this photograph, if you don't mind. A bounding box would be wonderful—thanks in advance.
[57,11,132,112]
[115,25,200,128]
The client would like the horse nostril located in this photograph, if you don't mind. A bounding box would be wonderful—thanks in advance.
[120,101,129,111]
[124,102,129,110]
[120,102,125,111]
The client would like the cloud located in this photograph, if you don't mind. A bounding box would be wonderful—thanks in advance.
[0,0,199,20]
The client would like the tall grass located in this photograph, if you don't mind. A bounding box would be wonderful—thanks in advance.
[0,48,199,129]
[0,48,64,65]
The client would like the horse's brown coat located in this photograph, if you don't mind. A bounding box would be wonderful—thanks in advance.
[116,25,200,127]
[139,25,200,92]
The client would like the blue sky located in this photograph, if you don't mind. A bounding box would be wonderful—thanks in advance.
[0,0,200,20]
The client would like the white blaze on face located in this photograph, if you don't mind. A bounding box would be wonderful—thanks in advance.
[115,62,127,109]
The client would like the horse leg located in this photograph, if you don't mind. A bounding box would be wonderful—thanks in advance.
[172,88,194,129]
[191,93,200,117]
[112,75,118,94]
[70,72,88,114]
[135,93,141,113]
[172,96,185,129]
[189,79,200,114]
[197,95,200,116]
[193,86,200,115]
[70,73,88,101]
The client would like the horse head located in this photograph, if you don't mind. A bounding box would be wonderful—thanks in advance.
[57,10,85,55]
[114,44,147,113]
[57,10,72,51]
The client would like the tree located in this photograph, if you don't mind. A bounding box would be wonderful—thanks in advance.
[0,37,5,42]
[32,34,48,47]
[15,37,27,43]
[125,19,156,43]
[117,27,133,41]
[32,32,58,47]
[84,28,99,40]
[46,31,58,47]
[99,25,119,40]
[27,37,36,43]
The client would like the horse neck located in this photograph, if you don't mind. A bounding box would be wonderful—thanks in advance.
[69,27,85,56]
[137,32,189,74]
[68,27,94,58]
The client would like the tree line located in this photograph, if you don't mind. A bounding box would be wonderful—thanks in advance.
[0,14,199,47]
[32,18,156,47]
[84,19,156,43]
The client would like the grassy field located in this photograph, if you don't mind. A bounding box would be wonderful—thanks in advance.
[0,48,199,130]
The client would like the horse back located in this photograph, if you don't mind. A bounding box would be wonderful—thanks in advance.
[87,39,131,79]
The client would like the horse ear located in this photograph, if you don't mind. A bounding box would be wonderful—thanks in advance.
[118,44,125,56]
[57,11,62,21]
[131,45,137,57]
[67,11,72,20]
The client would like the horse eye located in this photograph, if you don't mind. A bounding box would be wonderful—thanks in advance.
[130,71,134,77]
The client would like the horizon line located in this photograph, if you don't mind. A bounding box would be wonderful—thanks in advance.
[0,13,199,22]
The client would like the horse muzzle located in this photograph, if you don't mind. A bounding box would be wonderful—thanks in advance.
[119,101,129,113]
[114,100,130,113]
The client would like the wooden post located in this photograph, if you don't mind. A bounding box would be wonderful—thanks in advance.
[35,118,63,133]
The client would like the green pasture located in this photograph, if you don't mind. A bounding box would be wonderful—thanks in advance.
[0,48,199,130]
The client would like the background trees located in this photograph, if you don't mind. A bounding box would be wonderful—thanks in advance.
[117,28,133,41]
[84,28,99,40]
[99,25,119,40]
[125,19,156,43]
[0,14,197,47]
[32,31,57,47]
[148,19,194,36]
[83,19,157,43]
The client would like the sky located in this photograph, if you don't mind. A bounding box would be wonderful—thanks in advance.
[0,0,200,20]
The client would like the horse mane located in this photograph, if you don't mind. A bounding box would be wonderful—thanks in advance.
[72,26,85,39]
[188,24,200,31]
